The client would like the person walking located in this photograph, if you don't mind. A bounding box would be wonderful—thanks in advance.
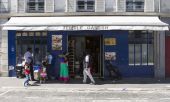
[24,63,31,87]
[24,47,34,80]
[34,48,41,66]
[46,51,53,80]
[83,52,95,85]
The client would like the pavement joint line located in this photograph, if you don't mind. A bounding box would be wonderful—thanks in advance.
[78,97,93,99]
[160,98,170,100]
[1,87,170,92]
[0,90,11,96]
[25,96,40,99]
[106,98,121,100]
[53,97,65,100]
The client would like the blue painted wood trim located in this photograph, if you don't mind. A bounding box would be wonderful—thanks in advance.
[8,30,16,77]
[47,31,68,79]
[103,30,154,78]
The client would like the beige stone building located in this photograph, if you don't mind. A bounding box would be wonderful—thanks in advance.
[0,0,170,78]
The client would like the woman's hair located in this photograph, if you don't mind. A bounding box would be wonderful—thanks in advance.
[27,47,32,51]
[42,61,47,66]
[35,48,39,53]
[63,51,67,55]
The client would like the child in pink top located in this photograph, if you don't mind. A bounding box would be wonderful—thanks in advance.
[40,61,47,84]
[24,63,31,87]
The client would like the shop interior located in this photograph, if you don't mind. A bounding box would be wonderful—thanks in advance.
[68,35,103,77]
[16,32,47,66]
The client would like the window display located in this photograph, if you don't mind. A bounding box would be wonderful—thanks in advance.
[105,52,116,60]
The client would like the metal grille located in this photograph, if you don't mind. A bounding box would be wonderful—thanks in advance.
[76,0,95,12]
[27,0,44,13]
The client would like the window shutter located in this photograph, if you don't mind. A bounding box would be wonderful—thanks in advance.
[18,0,26,13]
[105,0,117,12]
[10,0,18,13]
[0,0,9,13]
[144,0,154,12]
[113,0,117,12]
[54,0,66,12]
[117,0,125,12]
[160,0,170,12]
[45,0,54,12]
[95,0,105,12]
[154,0,159,12]
[67,0,76,12]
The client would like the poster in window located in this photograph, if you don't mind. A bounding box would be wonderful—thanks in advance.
[104,38,116,45]
[52,35,62,50]
[105,52,116,60]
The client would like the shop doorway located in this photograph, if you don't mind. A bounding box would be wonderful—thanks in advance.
[68,35,103,78]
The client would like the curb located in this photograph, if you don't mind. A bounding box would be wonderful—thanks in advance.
[1,87,170,92]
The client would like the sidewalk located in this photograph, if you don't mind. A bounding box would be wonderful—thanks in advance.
[0,77,170,91]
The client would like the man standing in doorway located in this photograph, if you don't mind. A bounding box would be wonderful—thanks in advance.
[46,51,53,80]
[83,52,95,85]
[24,47,34,81]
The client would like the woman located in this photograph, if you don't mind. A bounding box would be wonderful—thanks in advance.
[59,52,69,83]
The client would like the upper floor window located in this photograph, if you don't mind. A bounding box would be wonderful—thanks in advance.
[27,0,44,13]
[126,0,144,12]
[0,0,9,13]
[76,0,95,12]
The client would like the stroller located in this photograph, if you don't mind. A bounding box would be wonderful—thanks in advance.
[16,64,25,78]
[105,60,122,80]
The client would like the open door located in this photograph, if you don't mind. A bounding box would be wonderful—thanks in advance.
[68,35,102,78]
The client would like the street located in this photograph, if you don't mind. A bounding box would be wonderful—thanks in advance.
[0,88,170,102]
[1,77,170,102]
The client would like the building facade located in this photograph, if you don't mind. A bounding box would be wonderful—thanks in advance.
[0,0,169,79]
[159,0,170,78]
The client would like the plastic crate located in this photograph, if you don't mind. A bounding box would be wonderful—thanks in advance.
[33,65,41,72]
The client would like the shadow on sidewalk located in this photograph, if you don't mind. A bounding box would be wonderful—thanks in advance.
[32,77,170,85]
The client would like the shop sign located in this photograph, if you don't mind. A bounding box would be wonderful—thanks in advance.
[63,26,109,30]
[104,38,116,45]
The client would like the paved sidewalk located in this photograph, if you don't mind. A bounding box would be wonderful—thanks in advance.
[0,77,170,91]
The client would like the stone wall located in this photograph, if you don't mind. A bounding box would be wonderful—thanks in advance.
[0,19,8,77]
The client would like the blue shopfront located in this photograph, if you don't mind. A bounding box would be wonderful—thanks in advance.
[5,16,168,78]
[8,30,154,78]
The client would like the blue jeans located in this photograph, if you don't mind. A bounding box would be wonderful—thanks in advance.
[24,74,30,87]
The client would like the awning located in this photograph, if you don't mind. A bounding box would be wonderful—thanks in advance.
[2,16,169,31]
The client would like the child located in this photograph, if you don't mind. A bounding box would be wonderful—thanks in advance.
[40,61,47,84]
[24,63,31,87]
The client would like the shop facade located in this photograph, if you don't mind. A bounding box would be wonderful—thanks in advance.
[161,17,170,78]
[3,16,168,78]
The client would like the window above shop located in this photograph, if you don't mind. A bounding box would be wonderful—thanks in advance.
[27,0,44,13]
[126,0,144,12]
[0,0,9,13]
[76,0,95,12]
